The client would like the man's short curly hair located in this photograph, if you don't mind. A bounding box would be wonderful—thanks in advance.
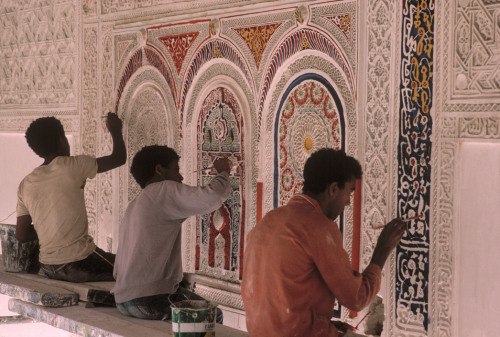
[131,145,180,188]
[302,148,362,194]
[25,117,66,158]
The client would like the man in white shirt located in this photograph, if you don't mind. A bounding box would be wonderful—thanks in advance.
[16,113,126,282]
[112,145,232,323]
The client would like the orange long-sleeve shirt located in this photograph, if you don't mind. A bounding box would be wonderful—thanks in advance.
[241,194,382,337]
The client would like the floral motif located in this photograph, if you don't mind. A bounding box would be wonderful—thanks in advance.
[277,80,342,206]
[281,97,295,119]
[281,167,294,191]
[158,32,200,74]
[233,23,282,69]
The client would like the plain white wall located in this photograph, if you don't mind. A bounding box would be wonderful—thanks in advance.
[0,133,42,225]
[456,141,500,337]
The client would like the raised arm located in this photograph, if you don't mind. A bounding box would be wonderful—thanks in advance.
[16,215,38,243]
[97,112,127,173]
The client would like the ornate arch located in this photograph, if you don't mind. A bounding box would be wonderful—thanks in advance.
[273,73,346,208]
[116,67,179,227]
[258,28,355,133]
[180,39,254,122]
[262,54,355,216]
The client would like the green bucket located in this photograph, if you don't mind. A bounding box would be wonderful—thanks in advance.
[171,300,217,337]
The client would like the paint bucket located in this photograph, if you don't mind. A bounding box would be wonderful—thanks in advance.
[171,300,217,337]
[0,223,40,273]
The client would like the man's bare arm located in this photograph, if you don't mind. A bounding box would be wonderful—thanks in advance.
[16,215,38,243]
[97,112,127,173]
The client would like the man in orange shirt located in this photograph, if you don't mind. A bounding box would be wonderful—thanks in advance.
[241,148,405,336]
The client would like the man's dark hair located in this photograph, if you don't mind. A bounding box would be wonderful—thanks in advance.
[302,148,362,194]
[25,117,66,158]
[131,145,180,188]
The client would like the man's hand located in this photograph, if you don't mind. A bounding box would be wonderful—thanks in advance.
[213,157,232,174]
[97,112,127,173]
[104,112,123,135]
[370,218,405,269]
[180,273,196,291]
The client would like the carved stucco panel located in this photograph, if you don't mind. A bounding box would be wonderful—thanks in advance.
[437,0,500,112]
[309,0,357,74]
[115,33,141,87]
[116,68,178,232]
[100,0,249,16]
[0,114,79,132]
[83,0,97,17]
[83,25,99,242]
[220,9,295,89]
[360,0,396,286]
[429,1,500,336]
[147,20,210,89]
[0,0,78,108]
[97,23,116,252]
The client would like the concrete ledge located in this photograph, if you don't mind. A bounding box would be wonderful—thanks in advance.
[10,272,115,306]
[9,298,249,337]
[0,271,78,307]
[0,256,114,306]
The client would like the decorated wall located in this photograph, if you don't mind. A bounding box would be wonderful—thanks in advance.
[0,0,499,336]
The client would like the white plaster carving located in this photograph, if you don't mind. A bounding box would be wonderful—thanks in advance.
[361,0,395,270]
[83,25,99,243]
[309,0,357,74]
[430,1,500,336]
[0,0,78,107]
[114,34,140,86]
[96,23,116,251]
[116,67,178,238]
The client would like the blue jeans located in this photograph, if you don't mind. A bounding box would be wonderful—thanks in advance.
[116,286,223,324]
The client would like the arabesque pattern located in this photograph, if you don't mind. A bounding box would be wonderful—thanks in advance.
[396,0,434,333]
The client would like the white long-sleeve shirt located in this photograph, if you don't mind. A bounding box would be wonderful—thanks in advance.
[112,172,232,303]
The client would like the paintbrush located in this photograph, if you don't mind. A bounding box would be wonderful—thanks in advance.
[374,213,424,229]
[354,311,372,330]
